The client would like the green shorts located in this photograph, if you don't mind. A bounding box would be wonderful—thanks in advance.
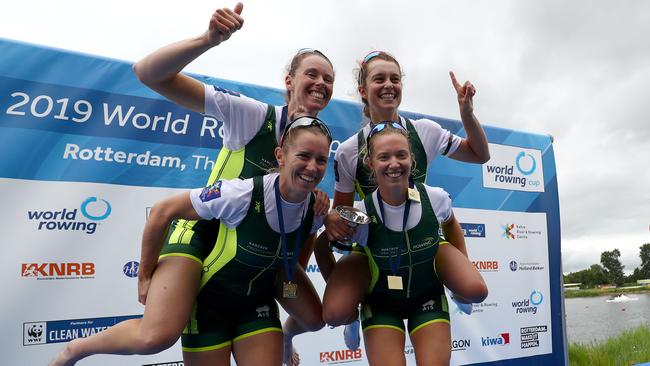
[360,291,450,336]
[159,218,220,264]
[182,292,282,352]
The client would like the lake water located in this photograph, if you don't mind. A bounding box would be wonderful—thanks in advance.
[564,293,650,344]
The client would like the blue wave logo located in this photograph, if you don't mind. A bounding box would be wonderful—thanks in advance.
[530,290,544,306]
[515,152,537,176]
[80,197,112,221]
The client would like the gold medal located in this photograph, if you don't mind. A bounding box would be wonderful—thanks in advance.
[283,281,298,298]
[407,187,420,202]
[387,275,403,290]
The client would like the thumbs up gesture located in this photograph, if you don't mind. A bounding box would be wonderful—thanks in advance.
[208,3,244,46]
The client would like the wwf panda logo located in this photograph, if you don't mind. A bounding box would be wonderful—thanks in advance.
[28,324,43,339]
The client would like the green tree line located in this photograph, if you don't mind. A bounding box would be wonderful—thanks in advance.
[564,243,650,287]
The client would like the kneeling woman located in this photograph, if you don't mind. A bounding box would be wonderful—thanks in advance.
[153,118,331,365]
[323,123,487,366]
[53,117,330,366]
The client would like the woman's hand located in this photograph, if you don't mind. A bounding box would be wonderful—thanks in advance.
[324,210,355,242]
[312,188,331,216]
[450,71,476,116]
[207,3,244,46]
[138,272,153,305]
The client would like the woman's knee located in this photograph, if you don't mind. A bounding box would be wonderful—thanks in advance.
[138,326,180,354]
[466,278,488,303]
[322,302,357,327]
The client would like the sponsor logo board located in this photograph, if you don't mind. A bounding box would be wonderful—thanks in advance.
[21,262,95,280]
[23,315,141,346]
[483,144,544,192]
[27,197,111,234]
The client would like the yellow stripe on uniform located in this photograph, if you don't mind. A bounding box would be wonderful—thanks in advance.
[209,147,246,184]
[158,253,203,266]
[363,325,405,333]
[182,340,232,353]
[168,219,197,245]
[233,327,283,342]
[200,223,238,290]
[409,319,450,336]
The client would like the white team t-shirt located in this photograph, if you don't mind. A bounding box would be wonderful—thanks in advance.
[333,115,462,193]
[350,185,452,247]
[189,172,323,234]
[203,84,285,150]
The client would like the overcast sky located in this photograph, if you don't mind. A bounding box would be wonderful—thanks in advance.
[3,0,649,274]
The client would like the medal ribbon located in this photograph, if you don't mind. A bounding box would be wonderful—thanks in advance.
[274,176,306,282]
[376,182,413,276]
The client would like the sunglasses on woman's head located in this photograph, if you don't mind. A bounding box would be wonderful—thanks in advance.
[280,116,332,147]
[295,48,331,63]
[361,50,382,66]
[366,121,406,143]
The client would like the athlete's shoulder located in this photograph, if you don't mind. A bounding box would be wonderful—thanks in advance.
[409,116,444,130]
[423,184,451,202]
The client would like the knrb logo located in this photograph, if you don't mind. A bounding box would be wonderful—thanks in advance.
[512,290,544,315]
[22,262,95,280]
[472,260,499,272]
[319,349,363,364]
[27,197,112,234]
[482,144,544,192]
[481,333,510,347]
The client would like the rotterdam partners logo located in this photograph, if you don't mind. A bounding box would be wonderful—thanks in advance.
[520,325,548,349]
[27,196,112,234]
[482,144,544,192]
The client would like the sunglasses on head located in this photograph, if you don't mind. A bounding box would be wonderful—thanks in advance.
[295,48,331,63]
[361,50,382,66]
[280,116,332,147]
[366,121,406,143]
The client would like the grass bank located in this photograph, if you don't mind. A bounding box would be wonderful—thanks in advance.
[569,325,650,365]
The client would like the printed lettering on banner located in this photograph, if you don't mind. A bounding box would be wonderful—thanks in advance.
[26,197,111,235]
[482,144,544,192]
[22,315,142,346]
[319,348,363,364]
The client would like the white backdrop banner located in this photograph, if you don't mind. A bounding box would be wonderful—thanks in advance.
[0,38,566,365]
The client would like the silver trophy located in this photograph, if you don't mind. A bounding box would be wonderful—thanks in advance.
[331,206,370,254]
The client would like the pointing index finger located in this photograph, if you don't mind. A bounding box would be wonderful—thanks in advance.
[449,71,461,91]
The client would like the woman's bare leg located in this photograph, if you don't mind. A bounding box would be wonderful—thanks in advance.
[49,257,201,365]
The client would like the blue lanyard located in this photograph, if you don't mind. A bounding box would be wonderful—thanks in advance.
[375,185,412,276]
[274,176,306,282]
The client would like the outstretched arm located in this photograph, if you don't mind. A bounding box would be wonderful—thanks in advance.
[132,3,245,113]
[447,71,490,164]
[138,192,202,304]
